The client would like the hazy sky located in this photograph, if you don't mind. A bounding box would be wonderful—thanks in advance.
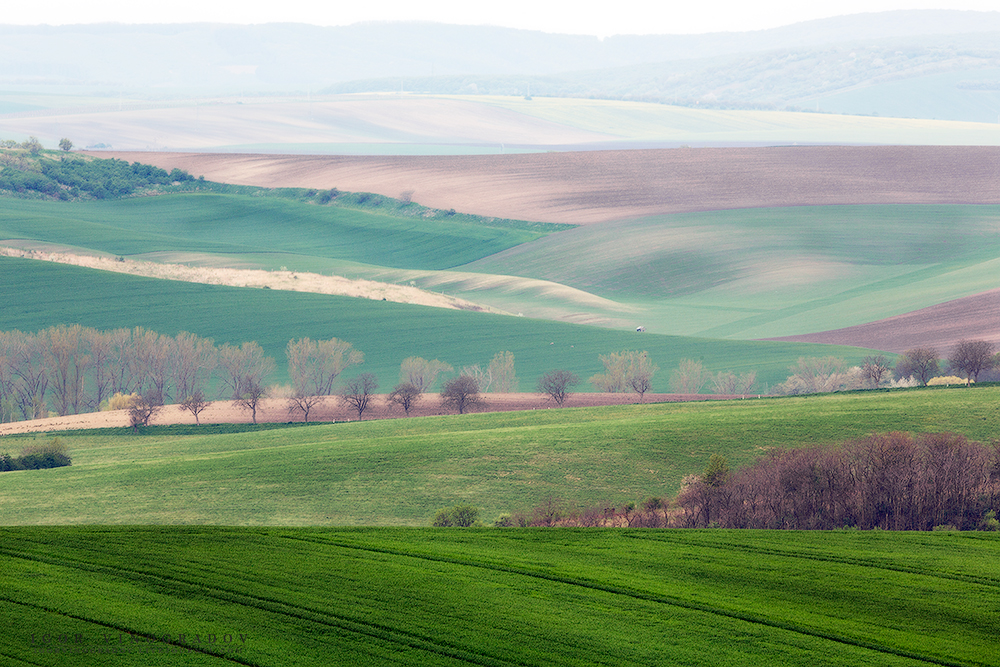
[6,0,999,37]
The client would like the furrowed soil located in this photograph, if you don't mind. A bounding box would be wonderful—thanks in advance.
[93,145,1000,224]
[766,286,1000,352]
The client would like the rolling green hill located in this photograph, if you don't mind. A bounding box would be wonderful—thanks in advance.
[0,255,874,391]
[0,193,552,271]
[464,204,1000,338]
[6,193,1000,342]
[2,527,996,666]
[2,387,996,526]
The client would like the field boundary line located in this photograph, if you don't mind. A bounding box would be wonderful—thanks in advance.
[0,542,521,667]
[292,534,978,667]
[623,532,1000,589]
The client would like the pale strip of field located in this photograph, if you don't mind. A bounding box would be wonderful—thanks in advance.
[0,244,498,313]
[0,95,616,153]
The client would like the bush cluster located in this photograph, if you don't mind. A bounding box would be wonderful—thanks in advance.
[0,438,71,472]
[0,152,194,200]
[432,504,479,527]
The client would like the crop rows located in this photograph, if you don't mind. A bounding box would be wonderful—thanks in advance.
[1,527,996,666]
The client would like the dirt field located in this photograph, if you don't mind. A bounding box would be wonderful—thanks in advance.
[766,287,1000,353]
[94,146,1000,224]
[0,393,748,436]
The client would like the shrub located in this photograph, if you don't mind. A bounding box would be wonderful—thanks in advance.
[432,504,479,527]
[5,438,71,471]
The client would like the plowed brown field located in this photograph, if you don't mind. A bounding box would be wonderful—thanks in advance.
[94,146,1000,224]
[0,393,745,436]
[766,287,1000,353]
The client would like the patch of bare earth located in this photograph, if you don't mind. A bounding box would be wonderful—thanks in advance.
[0,245,494,312]
[92,146,1000,224]
[765,287,1000,353]
[0,394,749,436]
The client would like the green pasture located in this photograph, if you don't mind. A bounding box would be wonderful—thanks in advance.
[0,526,996,666]
[465,204,1000,337]
[0,255,879,391]
[0,194,551,271]
[6,193,1000,341]
[1,387,997,526]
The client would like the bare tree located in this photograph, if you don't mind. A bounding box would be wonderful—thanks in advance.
[461,363,492,392]
[5,331,49,420]
[128,391,163,432]
[440,375,484,414]
[179,390,211,425]
[233,379,268,424]
[286,393,325,423]
[40,324,89,416]
[537,370,579,407]
[219,341,275,400]
[862,355,891,388]
[670,358,708,394]
[219,342,274,424]
[488,351,518,393]
[287,337,363,396]
[388,382,422,415]
[589,350,629,392]
[894,348,939,386]
[948,340,995,385]
[172,332,216,404]
[400,357,452,392]
[625,351,657,401]
[340,373,378,420]
[711,370,757,395]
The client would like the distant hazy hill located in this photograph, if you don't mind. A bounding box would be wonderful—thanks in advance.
[2,11,1000,122]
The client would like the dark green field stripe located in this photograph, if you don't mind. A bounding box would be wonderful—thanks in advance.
[0,648,48,666]
[295,535,977,667]
[0,545,518,667]
[624,532,1000,589]
[0,596,256,665]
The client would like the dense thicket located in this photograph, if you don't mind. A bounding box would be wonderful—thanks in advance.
[0,438,71,471]
[676,433,1000,530]
[0,152,193,199]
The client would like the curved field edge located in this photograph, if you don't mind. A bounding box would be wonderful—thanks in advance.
[0,526,996,666]
[0,255,882,391]
[1,387,997,526]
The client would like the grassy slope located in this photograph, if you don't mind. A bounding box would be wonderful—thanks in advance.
[0,194,549,271]
[464,204,1000,338]
[1,387,996,526]
[1,526,996,666]
[0,255,877,390]
[7,195,1000,340]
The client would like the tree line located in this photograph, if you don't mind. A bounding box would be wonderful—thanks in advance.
[0,148,195,200]
[495,432,1000,531]
[0,325,539,425]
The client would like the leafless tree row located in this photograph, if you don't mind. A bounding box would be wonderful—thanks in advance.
[676,433,1000,530]
[0,326,221,421]
[0,326,297,423]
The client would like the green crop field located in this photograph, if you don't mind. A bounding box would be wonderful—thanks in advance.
[0,194,553,271]
[5,194,1000,341]
[2,387,996,526]
[1,526,997,666]
[464,204,1000,338]
[0,255,879,391]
